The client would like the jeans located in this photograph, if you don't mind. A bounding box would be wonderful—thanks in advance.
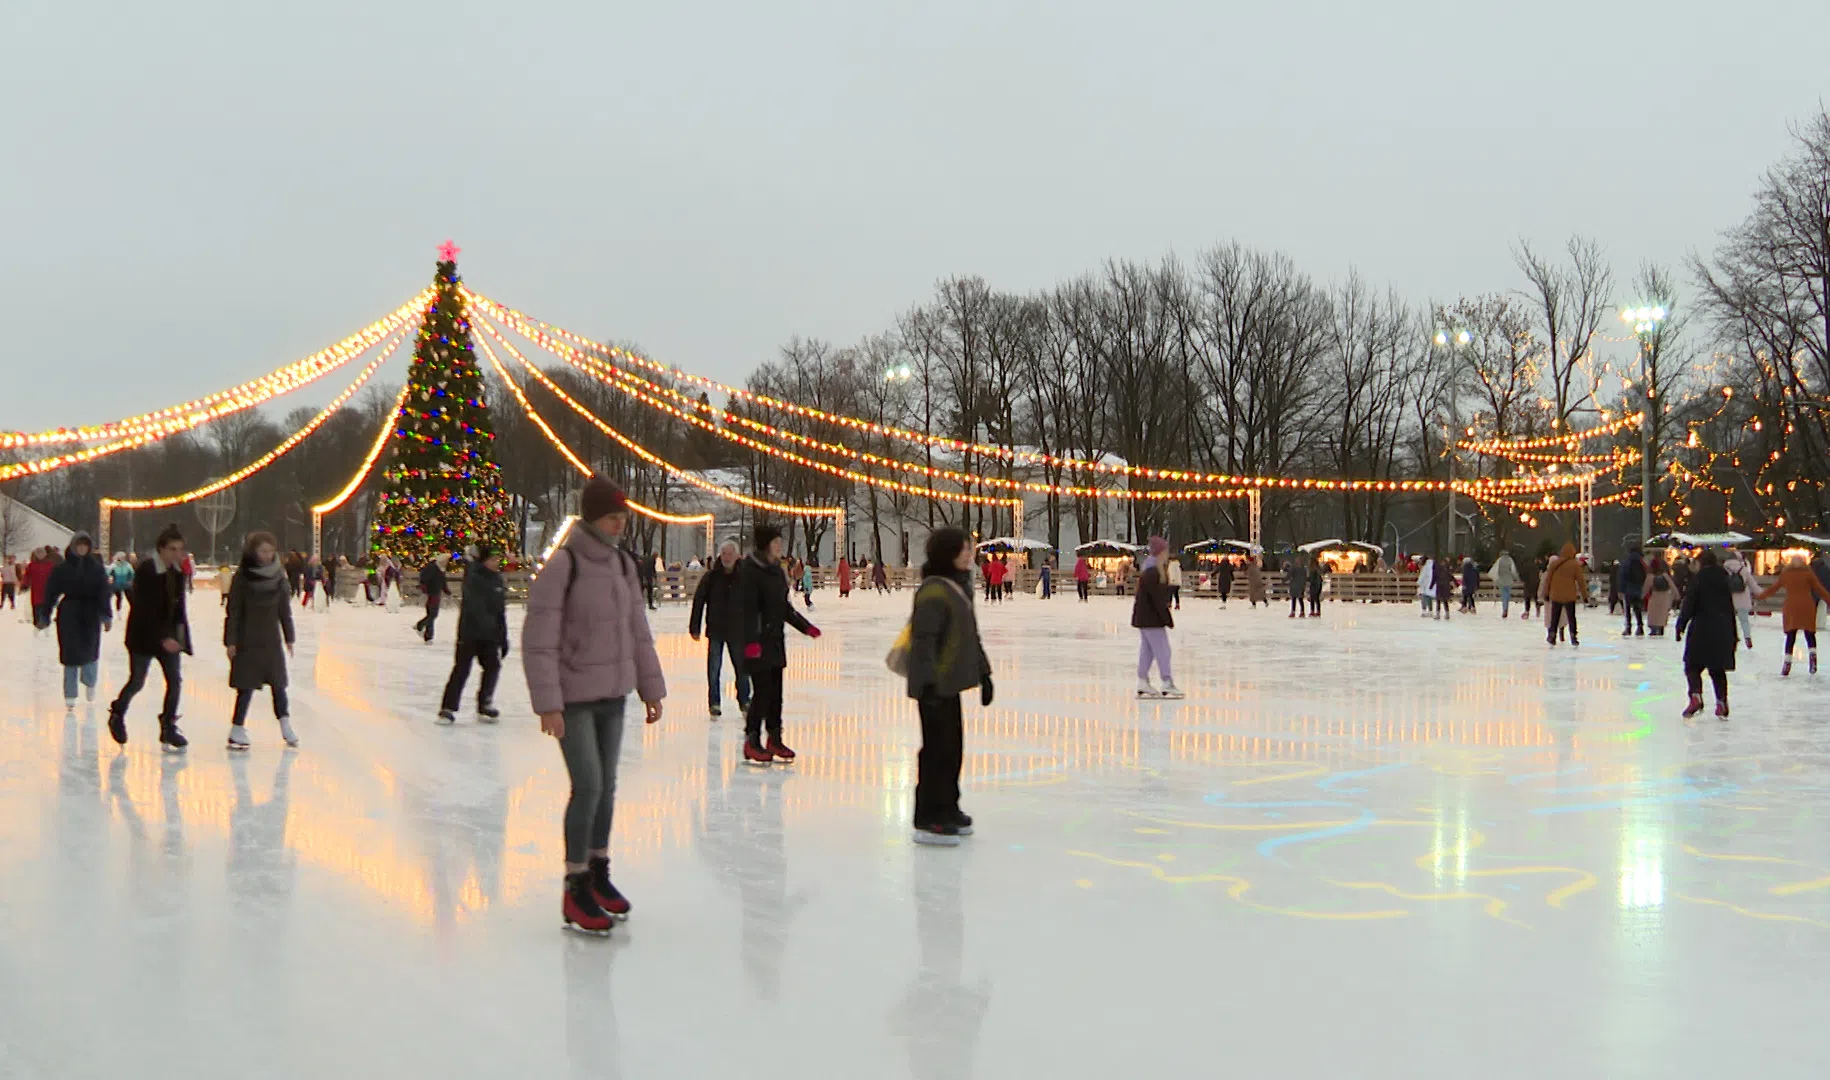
[1137,627,1173,683]
[1623,597,1645,634]
[1498,584,1512,617]
[1421,595,1433,614]
[1549,601,1579,642]
[113,650,183,720]
[232,685,290,725]
[111,586,125,612]
[1784,629,1819,655]
[557,697,628,865]
[1735,609,1752,641]
[440,640,503,711]
[0,583,13,608]
[706,636,751,709]
[913,693,964,828]
[744,666,786,744]
[1686,665,1729,700]
[62,661,98,700]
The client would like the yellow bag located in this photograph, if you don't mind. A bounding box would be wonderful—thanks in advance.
[885,621,913,676]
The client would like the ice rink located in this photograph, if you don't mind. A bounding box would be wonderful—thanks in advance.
[5,586,1830,1079]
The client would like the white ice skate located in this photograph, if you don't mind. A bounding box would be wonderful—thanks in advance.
[1157,682,1186,700]
[1136,680,1162,700]
[64,697,77,710]
[84,683,96,702]
[227,726,251,752]
[278,715,299,749]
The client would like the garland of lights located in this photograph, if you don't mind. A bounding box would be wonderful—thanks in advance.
[469,289,1587,497]
[102,331,408,512]
[490,334,840,518]
[1477,488,1642,513]
[313,379,415,516]
[476,336,713,528]
[1455,412,1645,455]
[1,291,428,450]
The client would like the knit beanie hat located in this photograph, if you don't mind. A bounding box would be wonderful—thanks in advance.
[1148,536,1169,556]
[580,476,628,521]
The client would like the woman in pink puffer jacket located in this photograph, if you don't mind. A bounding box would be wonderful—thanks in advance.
[522,478,667,936]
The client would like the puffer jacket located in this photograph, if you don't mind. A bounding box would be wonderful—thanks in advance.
[734,553,814,671]
[455,563,508,644]
[1545,544,1587,604]
[1131,559,1174,628]
[521,523,666,716]
[905,569,991,699]
[224,559,295,690]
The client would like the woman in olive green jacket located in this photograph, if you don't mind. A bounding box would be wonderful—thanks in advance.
[905,527,992,847]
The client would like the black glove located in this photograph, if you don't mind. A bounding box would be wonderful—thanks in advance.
[500,638,511,659]
[980,676,995,708]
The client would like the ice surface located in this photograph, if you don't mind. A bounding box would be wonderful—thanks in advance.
[4,589,1830,1078]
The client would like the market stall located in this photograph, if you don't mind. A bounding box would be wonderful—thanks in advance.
[1075,539,1142,590]
[977,536,1056,568]
[1183,538,1260,595]
[1748,532,1830,576]
[1297,538,1383,574]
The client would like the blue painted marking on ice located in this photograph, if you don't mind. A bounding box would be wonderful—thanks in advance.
[1550,777,1693,795]
[1636,681,1653,692]
[1256,810,1379,858]
[1317,763,1408,794]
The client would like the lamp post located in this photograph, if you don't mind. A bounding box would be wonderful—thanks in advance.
[1432,327,1472,554]
[1620,305,1666,546]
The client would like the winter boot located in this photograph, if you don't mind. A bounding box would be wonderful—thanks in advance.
[562,872,613,936]
[278,715,299,748]
[743,740,773,767]
[587,856,631,918]
[227,725,251,752]
[158,717,188,752]
[765,736,796,764]
[1682,693,1705,719]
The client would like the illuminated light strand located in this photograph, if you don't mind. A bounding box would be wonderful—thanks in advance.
[1454,446,1641,465]
[468,290,1584,496]
[313,378,416,516]
[102,331,409,512]
[1,290,430,449]
[1473,487,1640,513]
[492,333,836,519]
[476,335,713,528]
[1458,413,1645,454]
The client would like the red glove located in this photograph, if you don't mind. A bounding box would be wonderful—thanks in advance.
[744,643,762,660]
[807,626,822,639]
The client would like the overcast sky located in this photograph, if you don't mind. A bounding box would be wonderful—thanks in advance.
[3,0,1826,430]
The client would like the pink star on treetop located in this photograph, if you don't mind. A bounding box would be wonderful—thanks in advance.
[437,239,461,262]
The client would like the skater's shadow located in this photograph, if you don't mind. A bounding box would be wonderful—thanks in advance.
[887,851,991,1080]
[694,729,807,999]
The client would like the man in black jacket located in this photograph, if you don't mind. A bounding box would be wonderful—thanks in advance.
[415,554,452,642]
[689,540,750,718]
[733,525,820,765]
[107,523,192,750]
[1620,546,1648,636]
[438,544,508,724]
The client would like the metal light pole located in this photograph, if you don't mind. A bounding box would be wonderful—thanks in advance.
[1621,305,1666,544]
[1433,327,1471,554]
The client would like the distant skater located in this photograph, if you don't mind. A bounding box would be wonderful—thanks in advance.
[1074,555,1091,602]
[1246,557,1266,608]
[735,525,821,766]
[223,531,297,751]
[1755,554,1830,676]
[438,543,508,724]
[1544,543,1586,647]
[1676,549,1738,719]
[1286,557,1308,619]
[1215,558,1234,606]
[1133,537,1182,699]
[415,554,452,642]
[43,532,112,709]
[107,524,193,751]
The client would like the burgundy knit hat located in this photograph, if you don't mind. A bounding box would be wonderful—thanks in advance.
[581,476,628,521]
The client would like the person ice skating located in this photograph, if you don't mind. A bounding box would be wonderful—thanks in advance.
[302,555,324,612]
[1672,556,1694,600]
[1460,555,1480,614]
[735,525,821,765]
[107,524,193,750]
[1246,557,1267,608]
[635,552,657,611]
[438,543,508,723]
[1306,555,1324,616]
[872,558,890,594]
[523,478,667,936]
[1166,556,1183,610]
[1619,545,1648,636]
[414,554,452,642]
[1215,557,1234,606]
[1723,547,1757,648]
[1416,556,1435,615]
[1039,561,1053,599]
[1755,554,1830,676]
[690,540,751,719]
[24,547,56,632]
[284,550,304,599]
[1545,542,1586,646]
[1133,537,1183,698]
[837,556,852,598]
[1491,550,1518,618]
[106,552,134,614]
[0,555,16,611]
[1643,556,1677,636]
[1676,548,1738,718]
[981,556,1004,604]
[216,561,235,609]
[223,531,298,751]
[1520,554,1543,621]
[1432,555,1455,621]
[1285,556,1308,619]
[1073,555,1091,602]
[42,532,111,709]
[904,527,992,846]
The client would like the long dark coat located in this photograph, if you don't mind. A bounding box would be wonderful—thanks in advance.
[456,564,508,644]
[733,554,813,672]
[124,556,193,656]
[224,562,296,690]
[46,542,112,667]
[1676,564,1738,673]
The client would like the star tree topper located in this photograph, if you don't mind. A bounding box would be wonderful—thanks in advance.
[437,239,461,262]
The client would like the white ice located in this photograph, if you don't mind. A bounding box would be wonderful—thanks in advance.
[4,588,1830,1079]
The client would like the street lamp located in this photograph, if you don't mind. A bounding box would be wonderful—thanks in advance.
[1620,305,1666,544]
[884,364,913,383]
[1432,327,1473,553]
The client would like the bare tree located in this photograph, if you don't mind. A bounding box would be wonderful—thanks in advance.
[1515,236,1614,429]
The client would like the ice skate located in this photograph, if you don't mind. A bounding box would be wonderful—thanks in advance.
[158,718,188,752]
[911,822,962,846]
[1682,694,1705,718]
[1136,679,1161,699]
[278,715,299,749]
[562,873,613,937]
[64,698,77,711]
[437,709,457,724]
[1782,659,1793,677]
[709,704,722,719]
[1157,681,1186,699]
[84,683,96,702]
[1716,700,1731,720]
[227,726,251,752]
[953,812,974,836]
[106,706,127,746]
[477,704,501,723]
[765,736,796,764]
[743,740,773,767]
[1812,651,1819,675]
[587,856,631,919]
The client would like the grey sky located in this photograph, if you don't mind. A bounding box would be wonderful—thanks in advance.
[3,0,1827,430]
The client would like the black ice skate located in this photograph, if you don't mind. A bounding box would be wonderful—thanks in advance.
[158,717,188,752]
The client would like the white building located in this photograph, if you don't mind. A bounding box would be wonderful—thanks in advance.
[0,493,75,558]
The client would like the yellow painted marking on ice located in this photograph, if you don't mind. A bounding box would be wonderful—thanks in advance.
[1770,876,1830,897]
[1075,878,1093,889]
[1627,663,1644,670]
[1125,812,1357,833]
[1230,763,1331,787]
[1673,894,1830,929]
[1681,844,1804,867]
[1133,827,1171,835]
[1068,852,1408,921]
[1407,832,1597,908]
[1326,880,1528,928]
[1155,853,1177,862]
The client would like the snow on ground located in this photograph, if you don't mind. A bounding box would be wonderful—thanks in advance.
[3,589,1830,1078]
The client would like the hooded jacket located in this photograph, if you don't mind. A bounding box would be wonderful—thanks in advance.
[1131,557,1174,629]
[44,534,112,666]
[733,552,814,671]
[224,557,295,690]
[1677,564,1739,673]
[1545,544,1587,604]
[1491,553,1518,588]
[521,522,666,715]
[124,551,192,656]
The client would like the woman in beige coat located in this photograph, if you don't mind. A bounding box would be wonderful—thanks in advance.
[1643,556,1678,636]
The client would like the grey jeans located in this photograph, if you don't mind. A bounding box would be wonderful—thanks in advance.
[558,697,628,865]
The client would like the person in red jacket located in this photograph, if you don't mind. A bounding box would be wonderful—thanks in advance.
[24,547,57,633]
[982,556,1006,603]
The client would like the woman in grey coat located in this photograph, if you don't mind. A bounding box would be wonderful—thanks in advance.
[224,531,297,750]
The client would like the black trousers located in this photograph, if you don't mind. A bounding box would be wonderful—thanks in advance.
[1784,629,1819,653]
[1076,580,1089,601]
[114,650,183,720]
[1686,665,1729,700]
[914,693,964,827]
[441,640,502,711]
[744,666,785,743]
[1624,597,1645,633]
[416,597,442,641]
[1308,589,1321,616]
[1169,584,1181,609]
[0,584,12,608]
[232,685,290,725]
[1549,601,1579,642]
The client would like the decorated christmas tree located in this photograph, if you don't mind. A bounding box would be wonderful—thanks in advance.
[371,243,517,566]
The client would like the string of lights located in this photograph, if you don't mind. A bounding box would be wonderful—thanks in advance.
[475,335,713,528]
[102,331,409,512]
[1456,412,1645,454]
[312,378,416,517]
[1477,488,1641,513]
[1,291,429,450]
[469,290,1587,496]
